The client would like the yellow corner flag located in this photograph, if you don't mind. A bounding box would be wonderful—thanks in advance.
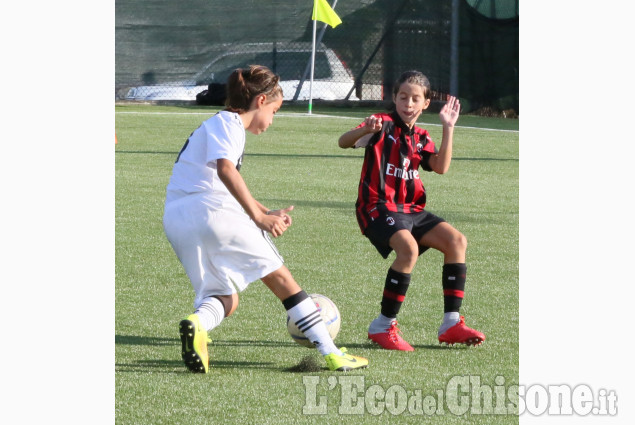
[312,0,342,28]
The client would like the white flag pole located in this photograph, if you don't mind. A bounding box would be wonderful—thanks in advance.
[308,18,317,115]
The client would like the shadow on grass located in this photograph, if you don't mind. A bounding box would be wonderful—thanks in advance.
[115,336,473,351]
[115,334,177,346]
[115,150,517,162]
[212,339,297,347]
[115,359,278,373]
[114,150,359,160]
[335,341,471,351]
[210,360,277,369]
[116,359,184,373]
[411,344,471,350]
[114,336,466,374]
[260,198,352,210]
[115,335,298,348]
[116,335,296,372]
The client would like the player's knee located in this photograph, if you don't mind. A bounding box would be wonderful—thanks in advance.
[215,294,239,317]
[393,241,419,270]
[448,232,467,255]
[396,248,418,265]
[227,293,239,317]
[265,267,295,288]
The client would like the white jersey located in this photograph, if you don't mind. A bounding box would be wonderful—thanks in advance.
[165,111,245,211]
[163,110,284,302]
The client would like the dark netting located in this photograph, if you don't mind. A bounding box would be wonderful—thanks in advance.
[116,0,518,113]
[459,0,519,112]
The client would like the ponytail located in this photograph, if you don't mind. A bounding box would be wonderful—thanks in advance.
[225,65,283,113]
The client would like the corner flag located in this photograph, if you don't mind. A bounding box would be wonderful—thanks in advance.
[312,0,342,28]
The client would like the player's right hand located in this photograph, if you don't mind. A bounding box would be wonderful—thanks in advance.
[364,116,382,133]
[256,213,289,238]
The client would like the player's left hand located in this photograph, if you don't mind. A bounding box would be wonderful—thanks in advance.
[268,205,294,226]
[439,96,460,127]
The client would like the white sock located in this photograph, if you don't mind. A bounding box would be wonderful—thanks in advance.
[287,298,342,356]
[368,314,396,334]
[194,297,225,332]
[439,312,460,336]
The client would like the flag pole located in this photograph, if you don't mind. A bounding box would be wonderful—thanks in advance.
[309,18,317,115]
[309,0,341,114]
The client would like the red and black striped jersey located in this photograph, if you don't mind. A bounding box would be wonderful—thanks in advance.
[354,112,437,233]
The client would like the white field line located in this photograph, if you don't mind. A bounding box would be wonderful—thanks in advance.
[115,110,519,133]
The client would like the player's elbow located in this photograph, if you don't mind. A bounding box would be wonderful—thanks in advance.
[338,136,351,149]
[430,157,451,174]
[435,166,450,175]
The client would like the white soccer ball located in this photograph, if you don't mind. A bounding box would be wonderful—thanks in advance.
[287,294,341,348]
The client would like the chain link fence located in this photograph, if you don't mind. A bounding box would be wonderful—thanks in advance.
[116,0,518,113]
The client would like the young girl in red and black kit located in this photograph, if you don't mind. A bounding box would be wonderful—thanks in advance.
[338,71,485,350]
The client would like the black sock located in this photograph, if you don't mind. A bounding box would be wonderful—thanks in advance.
[442,263,466,313]
[380,268,411,318]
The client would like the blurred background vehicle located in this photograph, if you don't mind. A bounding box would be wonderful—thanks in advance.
[125,42,361,102]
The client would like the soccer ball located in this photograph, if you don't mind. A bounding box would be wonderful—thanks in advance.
[287,294,341,348]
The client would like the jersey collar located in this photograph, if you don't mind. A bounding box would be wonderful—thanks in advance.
[390,111,416,136]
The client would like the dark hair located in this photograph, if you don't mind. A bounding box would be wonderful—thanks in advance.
[225,65,283,113]
[392,70,431,99]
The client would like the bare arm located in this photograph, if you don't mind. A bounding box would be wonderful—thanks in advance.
[338,115,383,148]
[428,96,460,174]
[216,158,292,237]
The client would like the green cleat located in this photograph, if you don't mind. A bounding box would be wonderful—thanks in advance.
[324,348,369,371]
[179,314,209,373]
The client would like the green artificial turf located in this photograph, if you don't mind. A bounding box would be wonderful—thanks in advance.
[116,104,519,424]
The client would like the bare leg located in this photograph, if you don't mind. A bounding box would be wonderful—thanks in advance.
[261,265,302,300]
[418,222,467,264]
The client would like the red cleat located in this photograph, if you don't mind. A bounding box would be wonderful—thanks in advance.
[438,316,485,346]
[368,321,414,351]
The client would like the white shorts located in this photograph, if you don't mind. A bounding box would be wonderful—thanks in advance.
[163,194,284,308]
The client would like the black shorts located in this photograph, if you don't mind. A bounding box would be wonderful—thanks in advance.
[363,210,445,259]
